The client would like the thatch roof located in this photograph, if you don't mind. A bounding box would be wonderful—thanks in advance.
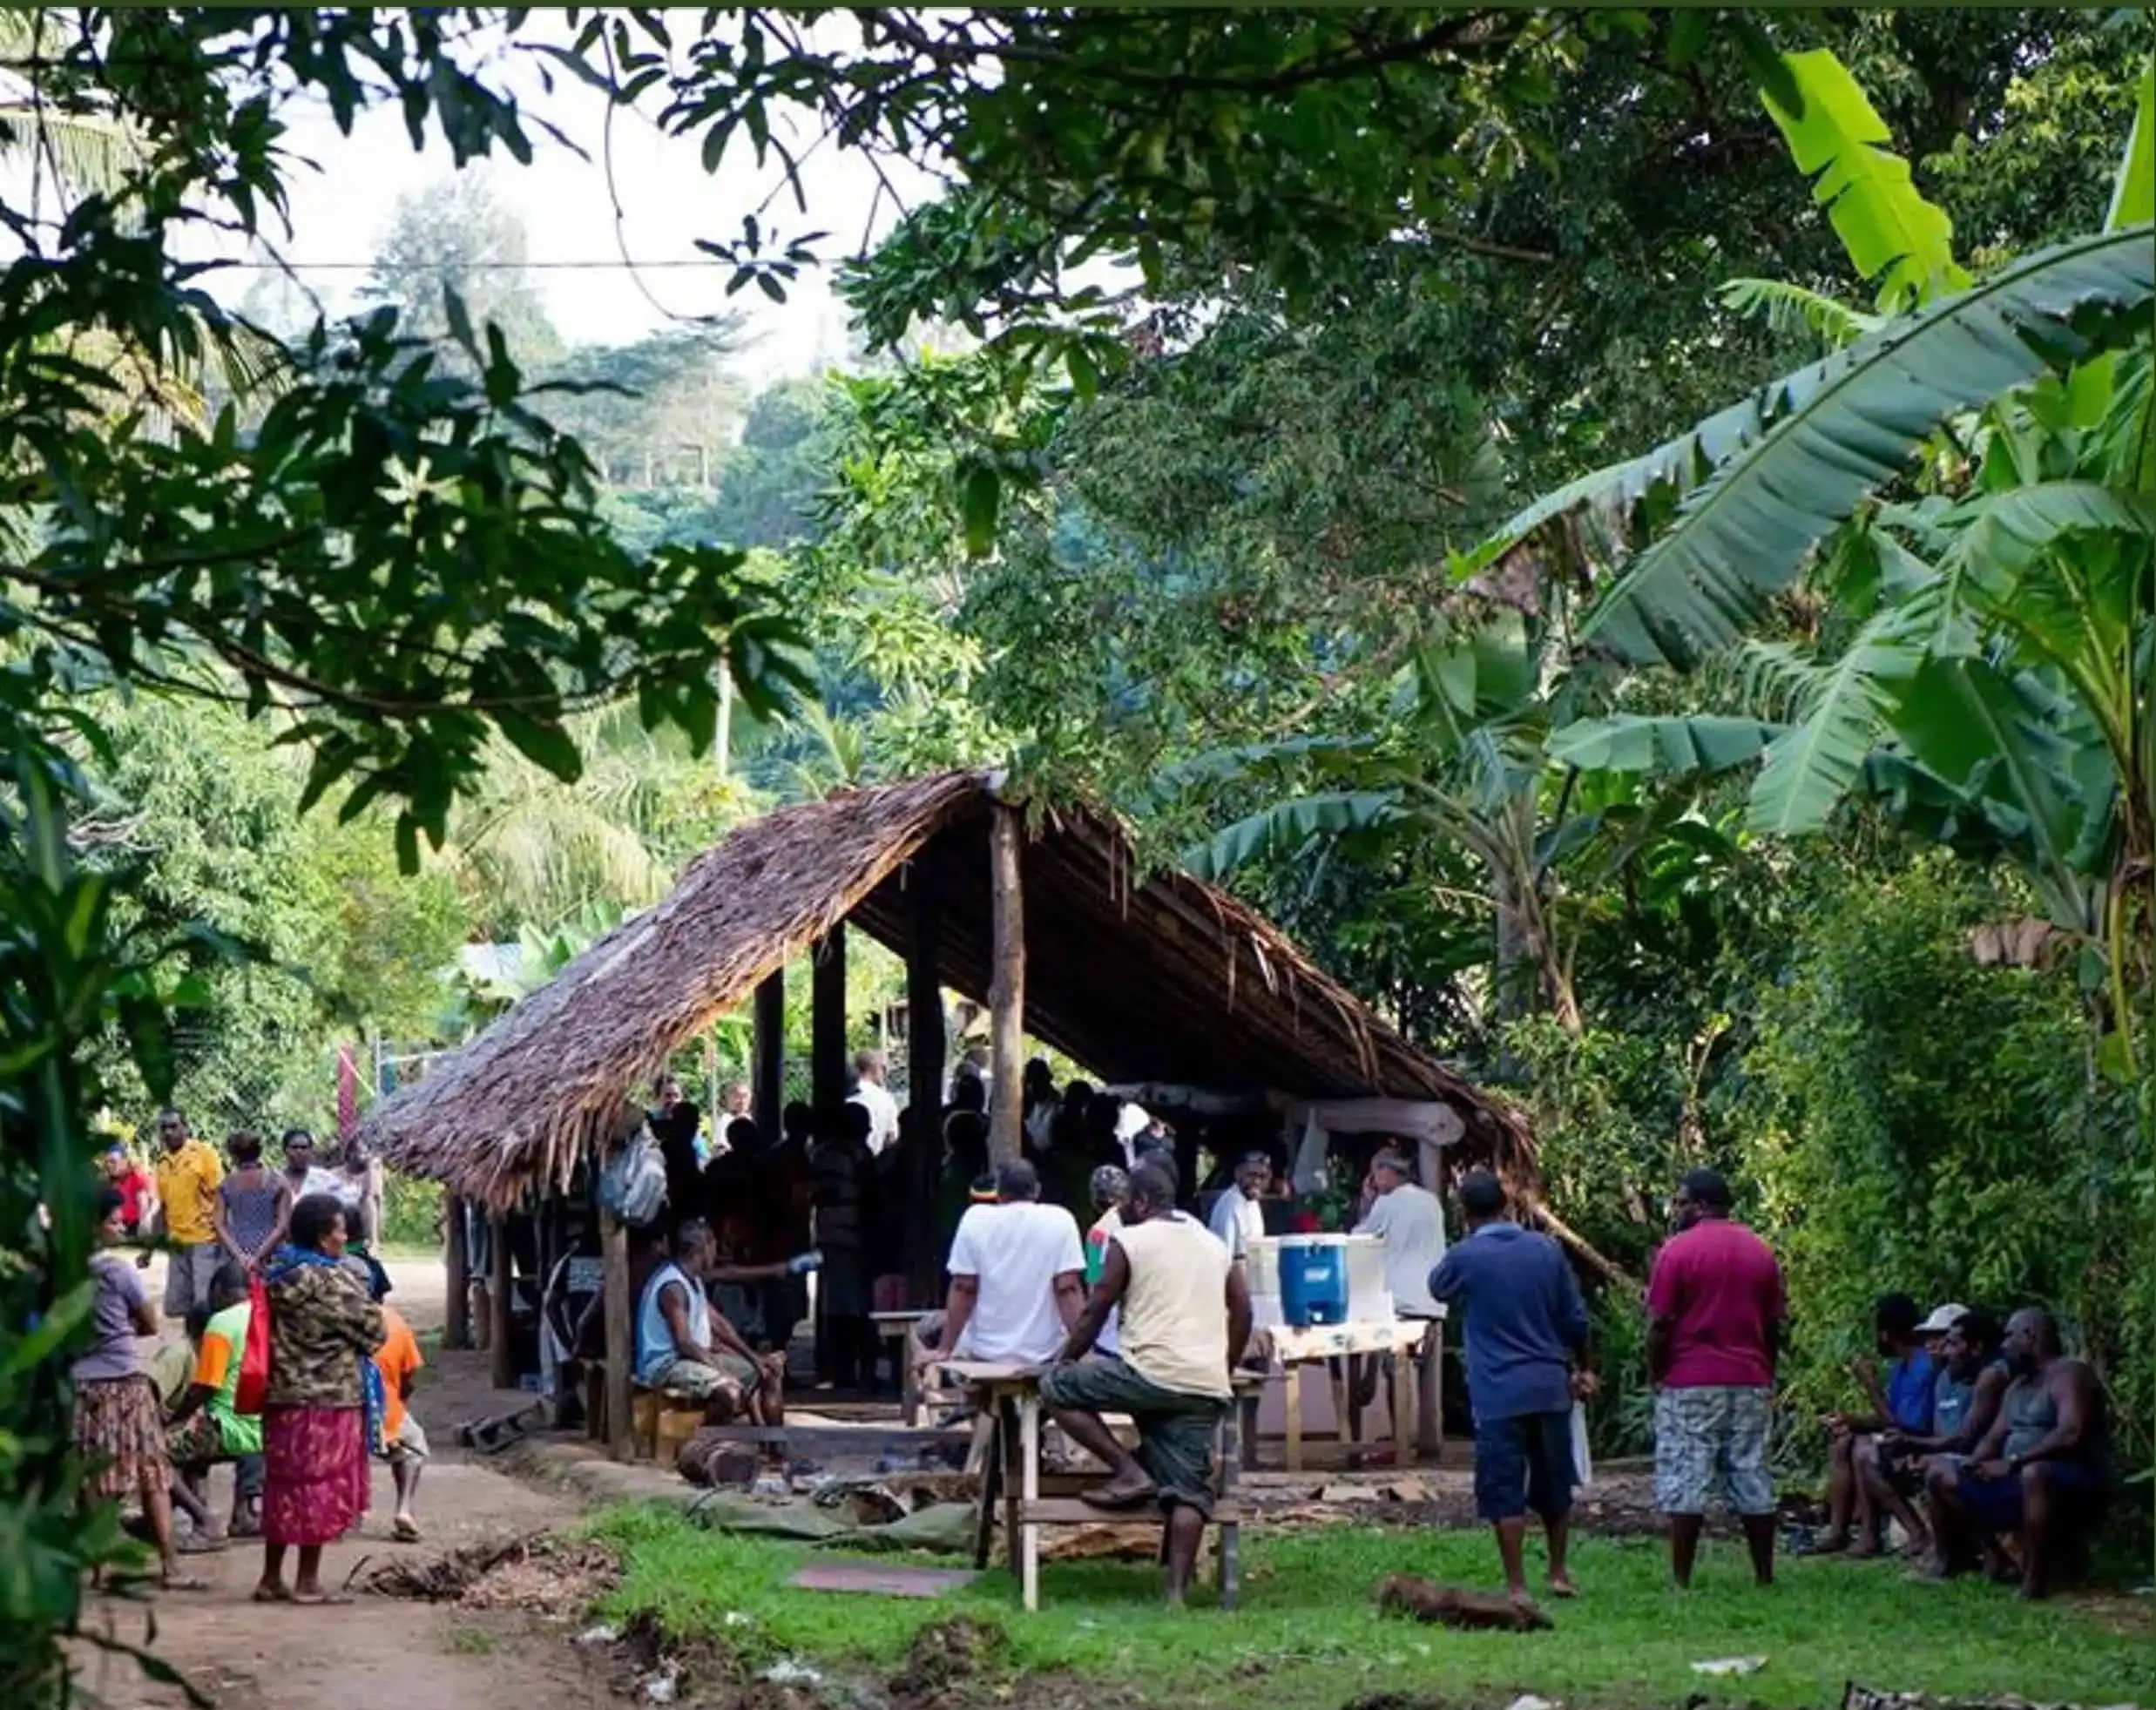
[368,771,1533,1212]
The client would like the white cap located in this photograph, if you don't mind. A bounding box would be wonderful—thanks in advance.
[1916,1302,1968,1335]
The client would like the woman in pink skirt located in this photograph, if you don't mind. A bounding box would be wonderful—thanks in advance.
[253,1193,383,1604]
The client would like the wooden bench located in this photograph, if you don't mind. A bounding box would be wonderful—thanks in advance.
[945,1360,1259,1612]
[870,1308,942,1426]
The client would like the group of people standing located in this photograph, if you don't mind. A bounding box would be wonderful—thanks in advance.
[109,1110,382,1315]
[73,1110,426,1601]
[1433,1165,2112,1610]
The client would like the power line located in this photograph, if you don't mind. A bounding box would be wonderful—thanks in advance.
[214,257,761,272]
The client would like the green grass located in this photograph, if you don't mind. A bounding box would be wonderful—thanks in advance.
[587,1504,2155,1708]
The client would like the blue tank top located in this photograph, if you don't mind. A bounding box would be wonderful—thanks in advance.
[635,1261,709,1382]
[1931,1368,1976,1438]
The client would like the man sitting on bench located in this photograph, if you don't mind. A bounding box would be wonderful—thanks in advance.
[635,1220,785,1426]
[1041,1162,1254,1607]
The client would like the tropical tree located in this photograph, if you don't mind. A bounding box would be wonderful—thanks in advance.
[1523,52,2154,1073]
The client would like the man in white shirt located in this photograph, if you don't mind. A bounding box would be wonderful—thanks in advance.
[1352,1147,1449,1456]
[1206,1151,1271,1261]
[914,1159,1085,1370]
[1354,1149,1447,1315]
[848,1050,902,1156]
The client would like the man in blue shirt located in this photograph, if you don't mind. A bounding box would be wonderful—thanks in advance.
[1818,1292,1935,1557]
[1430,1169,1593,1611]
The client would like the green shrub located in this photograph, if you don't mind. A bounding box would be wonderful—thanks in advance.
[1739,858,2147,1477]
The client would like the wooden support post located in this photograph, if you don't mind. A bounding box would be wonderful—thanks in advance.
[753,967,785,1135]
[906,871,946,1299]
[811,929,848,1130]
[987,805,1025,1163]
[443,1193,470,1351]
[488,1213,514,1391]
[601,1211,632,1463]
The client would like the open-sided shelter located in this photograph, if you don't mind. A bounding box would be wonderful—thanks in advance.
[363,770,1538,1452]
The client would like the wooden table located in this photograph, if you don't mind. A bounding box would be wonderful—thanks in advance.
[872,1309,936,1425]
[937,1358,1254,1612]
[1261,1315,1443,1471]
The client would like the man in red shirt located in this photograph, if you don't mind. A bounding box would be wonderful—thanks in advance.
[1646,1167,1786,1589]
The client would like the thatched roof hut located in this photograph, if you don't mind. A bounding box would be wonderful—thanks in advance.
[366,771,1535,1215]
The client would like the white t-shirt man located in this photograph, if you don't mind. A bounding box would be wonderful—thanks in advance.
[849,1078,902,1155]
[1208,1187,1264,1261]
[1354,1180,1447,1316]
[945,1200,1085,1364]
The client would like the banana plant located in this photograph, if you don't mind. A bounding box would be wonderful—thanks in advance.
[1531,48,2156,1074]
[1172,612,1742,1039]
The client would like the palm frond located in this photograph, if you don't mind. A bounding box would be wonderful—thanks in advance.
[1717,278,1882,350]
[1581,225,2156,667]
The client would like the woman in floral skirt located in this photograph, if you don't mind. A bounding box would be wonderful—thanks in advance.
[253,1193,383,1605]
[75,1186,203,1590]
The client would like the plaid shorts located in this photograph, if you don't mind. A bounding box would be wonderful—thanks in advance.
[1653,1385,1774,1516]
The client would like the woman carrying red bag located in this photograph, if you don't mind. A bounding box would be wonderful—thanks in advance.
[252,1193,383,1605]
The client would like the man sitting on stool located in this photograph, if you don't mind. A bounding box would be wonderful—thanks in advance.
[636,1220,785,1426]
[1042,1162,1254,1607]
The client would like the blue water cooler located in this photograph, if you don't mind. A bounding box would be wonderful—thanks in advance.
[1278,1237,1349,1327]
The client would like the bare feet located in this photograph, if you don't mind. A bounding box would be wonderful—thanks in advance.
[161,1572,211,1592]
[392,1514,422,1543]
[1082,1470,1158,1511]
[1547,1572,1578,1599]
[252,1579,293,1603]
[1808,1531,1851,1556]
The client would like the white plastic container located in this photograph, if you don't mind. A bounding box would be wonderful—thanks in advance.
[1246,1233,1392,1327]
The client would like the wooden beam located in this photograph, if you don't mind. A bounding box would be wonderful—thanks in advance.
[443,1193,470,1351]
[601,1211,632,1462]
[753,967,785,1134]
[812,929,848,1128]
[488,1213,514,1390]
[907,868,947,1298]
[988,804,1025,1163]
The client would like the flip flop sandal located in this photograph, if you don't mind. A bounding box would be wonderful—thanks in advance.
[178,1534,229,1555]
[162,1575,213,1593]
[392,1517,422,1543]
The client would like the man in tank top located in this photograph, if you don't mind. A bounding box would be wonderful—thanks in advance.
[1040,1161,1253,1606]
[1925,1307,2107,1598]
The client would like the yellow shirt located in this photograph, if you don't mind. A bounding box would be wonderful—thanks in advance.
[155,1139,225,1247]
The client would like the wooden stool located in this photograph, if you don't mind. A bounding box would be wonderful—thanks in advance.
[630,1384,706,1465]
[963,1369,1258,1611]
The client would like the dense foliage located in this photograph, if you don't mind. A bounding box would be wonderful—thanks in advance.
[3,10,2151,1699]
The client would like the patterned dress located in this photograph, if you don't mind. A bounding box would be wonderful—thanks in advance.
[260,1254,384,1547]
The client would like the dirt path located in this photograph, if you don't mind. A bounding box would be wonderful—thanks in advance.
[75,1458,611,1710]
[78,1249,618,1710]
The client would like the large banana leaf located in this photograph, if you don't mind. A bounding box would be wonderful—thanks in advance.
[1890,657,2092,902]
[2107,55,2153,233]
[1580,225,2156,668]
[1941,480,2156,607]
[1545,715,1785,778]
[1182,789,1402,881]
[1761,48,1968,312]
[1748,594,1933,835]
